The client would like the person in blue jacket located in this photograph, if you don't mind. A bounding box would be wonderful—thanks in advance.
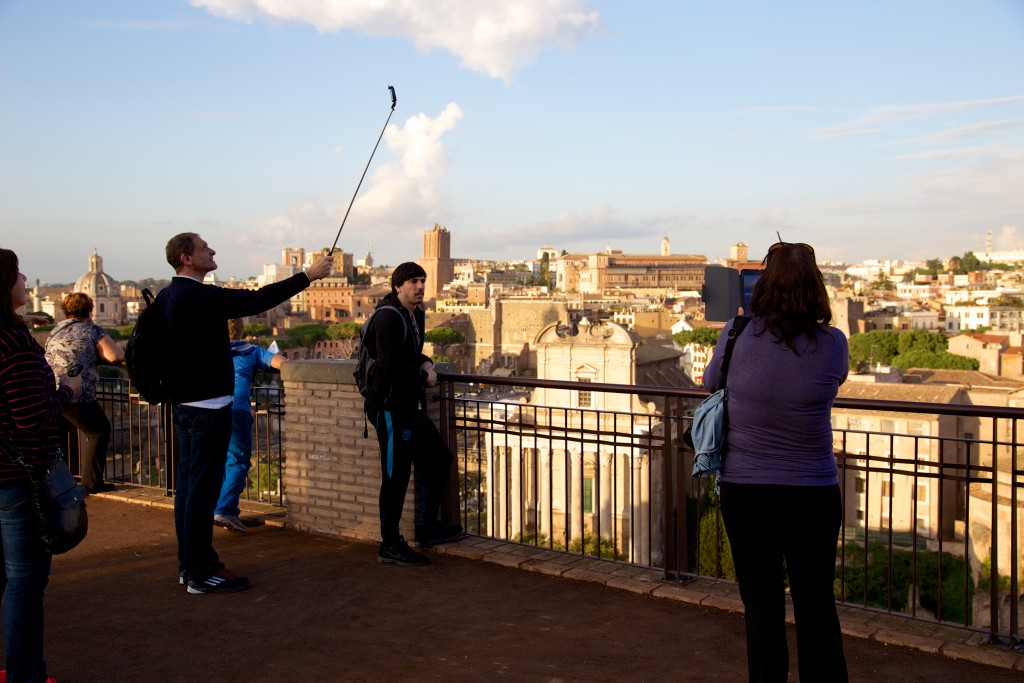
[213,318,285,533]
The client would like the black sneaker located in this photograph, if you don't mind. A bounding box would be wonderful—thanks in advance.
[178,570,187,586]
[378,537,429,566]
[415,522,465,549]
[186,568,251,594]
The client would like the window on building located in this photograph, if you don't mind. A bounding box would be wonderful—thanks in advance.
[847,417,867,431]
[880,419,897,434]
[881,480,891,497]
[855,477,866,494]
[906,422,929,437]
[99,303,105,313]
[582,477,594,512]
[917,484,928,502]
[577,378,592,408]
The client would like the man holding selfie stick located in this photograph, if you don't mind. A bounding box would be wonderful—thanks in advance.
[161,233,332,593]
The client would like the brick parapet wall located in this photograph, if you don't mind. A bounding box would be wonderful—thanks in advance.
[281,359,411,543]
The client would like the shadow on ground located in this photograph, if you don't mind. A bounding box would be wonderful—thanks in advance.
[17,498,1017,682]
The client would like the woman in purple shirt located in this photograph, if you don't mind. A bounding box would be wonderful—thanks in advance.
[703,241,848,682]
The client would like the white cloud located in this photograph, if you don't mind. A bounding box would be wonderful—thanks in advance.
[809,95,1024,140]
[882,119,1024,147]
[241,102,464,262]
[995,224,1021,251]
[190,0,604,81]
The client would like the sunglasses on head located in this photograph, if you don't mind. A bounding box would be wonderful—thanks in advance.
[767,232,815,259]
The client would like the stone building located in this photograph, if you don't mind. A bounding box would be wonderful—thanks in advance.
[483,318,685,563]
[553,249,706,295]
[71,249,125,326]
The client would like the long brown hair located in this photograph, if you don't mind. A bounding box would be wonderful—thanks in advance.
[749,242,832,352]
[0,248,25,327]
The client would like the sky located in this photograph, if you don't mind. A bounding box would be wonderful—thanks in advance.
[1,0,1023,284]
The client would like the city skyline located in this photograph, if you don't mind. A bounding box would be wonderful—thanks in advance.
[2,1,1022,283]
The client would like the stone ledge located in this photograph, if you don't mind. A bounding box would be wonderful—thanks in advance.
[281,358,357,385]
[940,642,1023,670]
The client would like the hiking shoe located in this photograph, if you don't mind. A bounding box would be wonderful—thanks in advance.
[415,522,465,548]
[186,568,251,594]
[378,537,429,566]
[214,513,249,533]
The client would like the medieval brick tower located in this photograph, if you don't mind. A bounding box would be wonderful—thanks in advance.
[421,224,454,307]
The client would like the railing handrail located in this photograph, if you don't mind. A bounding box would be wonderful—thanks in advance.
[440,371,1024,419]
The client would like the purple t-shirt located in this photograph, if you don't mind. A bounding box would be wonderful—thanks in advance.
[703,317,848,486]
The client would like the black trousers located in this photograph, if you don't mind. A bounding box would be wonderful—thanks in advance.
[720,482,848,683]
[372,409,453,545]
[62,400,111,491]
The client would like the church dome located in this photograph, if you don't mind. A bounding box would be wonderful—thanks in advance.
[74,249,119,299]
[72,249,124,325]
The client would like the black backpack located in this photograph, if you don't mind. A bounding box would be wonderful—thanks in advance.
[124,288,167,404]
[353,305,404,401]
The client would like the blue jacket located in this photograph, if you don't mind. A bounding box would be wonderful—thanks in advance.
[230,341,278,410]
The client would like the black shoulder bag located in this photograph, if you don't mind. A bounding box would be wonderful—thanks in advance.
[0,439,89,554]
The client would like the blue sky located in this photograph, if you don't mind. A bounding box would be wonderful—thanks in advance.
[2,0,1022,283]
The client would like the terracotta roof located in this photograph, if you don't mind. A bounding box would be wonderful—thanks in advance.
[838,383,963,404]
[902,368,1024,389]
[964,333,1009,345]
[636,344,682,364]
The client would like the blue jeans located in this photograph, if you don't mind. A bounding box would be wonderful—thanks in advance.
[215,409,253,517]
[1,483,52,683]
[173,404,231,581]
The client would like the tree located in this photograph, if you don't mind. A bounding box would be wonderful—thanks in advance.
[892,350,979,372]
[960,251,981,273]
[672,327,721,349]
[848,330,901,368]
[424,326,465,346]
[326,322,361,340]
[285,323,327,347]
[539,252,552,288]
[424,326,465,360]
[925,258,944,275]
[896,329,947,355]
[947,256,963,274]
[325,322,362,358]
[872,271,895,290]
[244,323,272,338]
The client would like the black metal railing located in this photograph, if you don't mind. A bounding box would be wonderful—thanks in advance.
[437,372,1024,648]
[61,377,286,507]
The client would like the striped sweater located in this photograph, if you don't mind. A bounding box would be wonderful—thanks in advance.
[0,322,73,483]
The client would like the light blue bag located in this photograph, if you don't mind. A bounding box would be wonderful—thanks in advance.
[687,316,750,493]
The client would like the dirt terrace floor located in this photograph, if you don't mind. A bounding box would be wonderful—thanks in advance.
[10,497,1018,682]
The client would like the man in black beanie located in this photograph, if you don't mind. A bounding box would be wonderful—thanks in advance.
[361,261,462,565]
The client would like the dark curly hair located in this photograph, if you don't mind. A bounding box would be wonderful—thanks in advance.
[749,242,832,352]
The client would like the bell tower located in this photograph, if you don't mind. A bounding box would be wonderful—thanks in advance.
[421,224,454,307]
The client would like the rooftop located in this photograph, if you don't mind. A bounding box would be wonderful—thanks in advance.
[46,492,1024,681]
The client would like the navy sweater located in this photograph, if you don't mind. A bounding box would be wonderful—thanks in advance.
[158,273,311,405]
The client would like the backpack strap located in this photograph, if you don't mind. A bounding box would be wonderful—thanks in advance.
[719,315,750,385]
[359,305,407,438]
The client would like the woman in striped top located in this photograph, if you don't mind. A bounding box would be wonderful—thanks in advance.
[0,247,81,683]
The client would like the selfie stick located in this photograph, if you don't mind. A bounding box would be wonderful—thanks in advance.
[329,86,397,255]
